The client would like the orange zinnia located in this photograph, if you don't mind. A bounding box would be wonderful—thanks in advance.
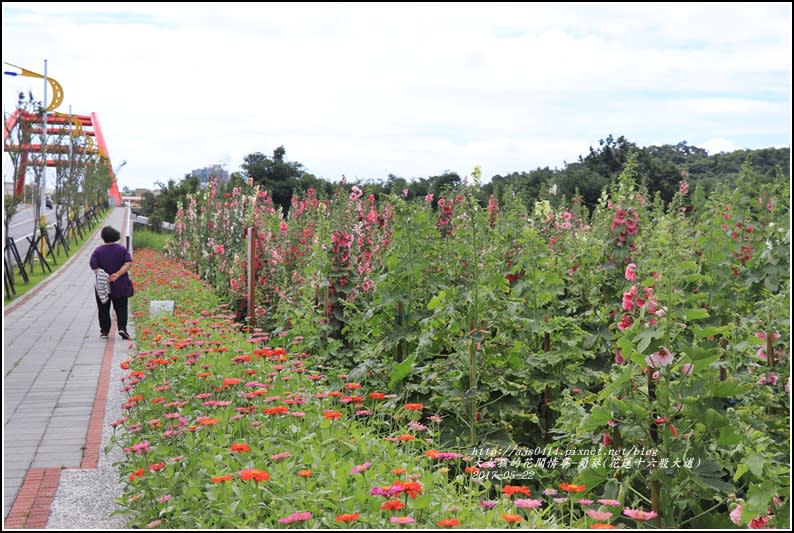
[211,474,233,483]
[230,443,251,453]
[502,513,523,524]
[381,499,405,511]
[590,524,616,529]
[396,480,423,499]
[238,469,270,482]
[297,469,313,478]
[368,392,385,400]
[397,434,416,441]
[197,417,219,426]
[437,518,461,527]
[403,403,424,411]
[335,513,360,523]
[502,485,531,497]
[560,482,586,493]
[323,410,342,420]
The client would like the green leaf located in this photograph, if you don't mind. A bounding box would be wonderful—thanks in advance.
[427,291,445,311]
[691,324,731,338]
[686,308,710,320]
[388,353,416,389]
[684,346,720,361]
[635,327,664,354]
[745,453,766,477]
[718,425,742,446]
[743,481,777,521]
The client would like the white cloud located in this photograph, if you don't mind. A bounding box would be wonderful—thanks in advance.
[702,137,740,155]
[2,2,790,190]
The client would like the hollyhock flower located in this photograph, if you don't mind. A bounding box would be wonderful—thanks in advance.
[646,347,674,368]
[617,314,633,331]
[622,285,638,311]
[625,263,637,281]
[749,515,771,529]
[680,363,694,376]
[728,505,744,526]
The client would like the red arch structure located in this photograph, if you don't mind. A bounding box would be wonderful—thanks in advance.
[4,109,122,206]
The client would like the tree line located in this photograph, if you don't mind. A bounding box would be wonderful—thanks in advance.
[136,135,790,227]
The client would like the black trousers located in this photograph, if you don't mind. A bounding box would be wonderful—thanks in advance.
[95,292,129,333]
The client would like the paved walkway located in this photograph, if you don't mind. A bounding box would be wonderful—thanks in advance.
[3,207,132,526]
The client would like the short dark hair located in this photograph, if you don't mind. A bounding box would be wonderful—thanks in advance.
[101,226,121,243]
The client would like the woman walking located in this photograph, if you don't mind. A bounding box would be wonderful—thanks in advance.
[90,225,134,340]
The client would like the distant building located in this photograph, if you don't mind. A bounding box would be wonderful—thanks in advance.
[191,164,229,188]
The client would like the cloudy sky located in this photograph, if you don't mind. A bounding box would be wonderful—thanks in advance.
[2,2,791,191]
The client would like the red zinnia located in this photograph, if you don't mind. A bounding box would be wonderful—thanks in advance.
[230,443,251,453]
[560,482,586,493]
[502,485,531,497]
[323,410,342,420]
[238,469,270,482]
[381,499,405,511]
[335,513,360,523]
[404,403,424,411]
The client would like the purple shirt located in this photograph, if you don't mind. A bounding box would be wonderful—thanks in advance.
[90,243,133,298]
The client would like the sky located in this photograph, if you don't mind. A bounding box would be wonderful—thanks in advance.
[2,2,792,192]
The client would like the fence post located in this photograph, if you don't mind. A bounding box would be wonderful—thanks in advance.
[247,227,256,330]
[126,207,133,255]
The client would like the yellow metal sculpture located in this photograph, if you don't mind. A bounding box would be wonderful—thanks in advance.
[4,62,64,111]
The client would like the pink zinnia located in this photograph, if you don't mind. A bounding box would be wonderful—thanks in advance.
[351,461,372,474]
[623,508,658,521]
[390,516,415,524]
[514,498,543,509]
[587,509,613,521]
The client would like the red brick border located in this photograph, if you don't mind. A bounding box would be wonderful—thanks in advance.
[82,330,117,468]
[4,468,61,529]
